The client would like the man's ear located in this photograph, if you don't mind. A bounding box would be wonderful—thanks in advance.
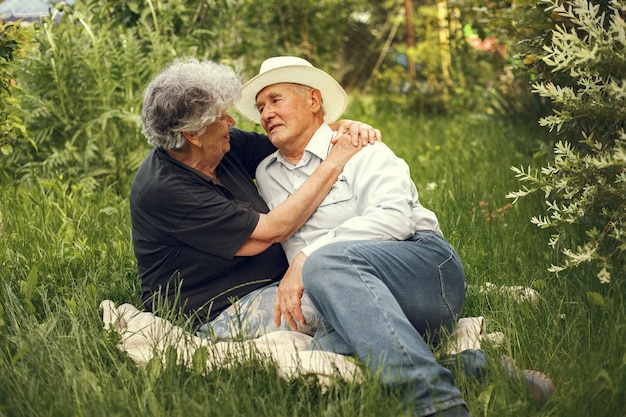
[310,89,323,114]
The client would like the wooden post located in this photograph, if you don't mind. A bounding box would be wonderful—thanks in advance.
[437,0,451,103]
[404,0,416,80]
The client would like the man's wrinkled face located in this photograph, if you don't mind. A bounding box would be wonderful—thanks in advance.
[255,83,318,148]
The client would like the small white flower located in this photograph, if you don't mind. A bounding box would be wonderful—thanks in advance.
[597,267,611,284]
[425,182,437,191]
[548,264,566,273]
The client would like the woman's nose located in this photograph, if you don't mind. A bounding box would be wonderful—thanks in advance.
[221,111,235,126]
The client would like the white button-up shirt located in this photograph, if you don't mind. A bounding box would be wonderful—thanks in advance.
[255,123,442,263]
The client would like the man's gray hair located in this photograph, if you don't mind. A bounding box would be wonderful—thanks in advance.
[141,57,242,150]
[287,83,326,116]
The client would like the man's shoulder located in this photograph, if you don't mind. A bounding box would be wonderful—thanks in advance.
[349,140,394,162]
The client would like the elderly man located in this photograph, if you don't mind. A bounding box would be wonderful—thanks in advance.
[236,56,469,417]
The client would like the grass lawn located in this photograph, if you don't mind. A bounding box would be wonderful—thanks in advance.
[1,107,624,417]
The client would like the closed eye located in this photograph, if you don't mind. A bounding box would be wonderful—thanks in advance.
[257,94,283,114]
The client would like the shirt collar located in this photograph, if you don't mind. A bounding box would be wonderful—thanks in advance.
[267,123,335,168]
[305,123,335,161]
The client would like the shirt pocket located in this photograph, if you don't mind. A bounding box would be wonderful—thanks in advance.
[319,176,355,207]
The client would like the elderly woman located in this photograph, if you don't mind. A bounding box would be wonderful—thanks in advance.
[130,57,378,335]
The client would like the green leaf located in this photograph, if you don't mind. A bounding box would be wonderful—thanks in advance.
[18,269,38,314]
[1,143,12,155]
[11,347,28,365]
[586,291,605,308]
[477,383,495,417]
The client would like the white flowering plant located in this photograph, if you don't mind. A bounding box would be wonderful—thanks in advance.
[507,0,626,283]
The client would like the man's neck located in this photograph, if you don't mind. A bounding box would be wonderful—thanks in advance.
[280,121,324,165]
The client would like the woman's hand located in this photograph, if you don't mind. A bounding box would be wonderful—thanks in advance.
[324,131,367,169]
[330,119,382,147]
[273,252,308,330]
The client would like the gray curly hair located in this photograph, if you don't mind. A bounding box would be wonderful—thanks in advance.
[141,57,242,150]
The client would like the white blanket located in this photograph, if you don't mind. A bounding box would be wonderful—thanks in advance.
[100,300,491,385]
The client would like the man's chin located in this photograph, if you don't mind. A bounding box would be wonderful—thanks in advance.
[268,133,282,145]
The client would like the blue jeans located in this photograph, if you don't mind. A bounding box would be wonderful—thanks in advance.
[302,231,467,416]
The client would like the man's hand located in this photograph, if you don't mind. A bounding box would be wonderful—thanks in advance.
[273,252,308,330]
[331,119,382,147]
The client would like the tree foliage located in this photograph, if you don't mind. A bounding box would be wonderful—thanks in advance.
[365,1,549,118]
[1,0,588,193]
[508,0,626,284]
[0,19,31,170]
[3,0,384,191]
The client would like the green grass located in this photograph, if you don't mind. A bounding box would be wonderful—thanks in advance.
[1,109,625,417]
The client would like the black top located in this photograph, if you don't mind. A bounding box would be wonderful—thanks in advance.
[130,128,288,323]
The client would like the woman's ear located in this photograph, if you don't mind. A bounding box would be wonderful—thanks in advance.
[182,131,202,148]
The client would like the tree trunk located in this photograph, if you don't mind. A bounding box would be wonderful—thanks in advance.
[404,0,415,80]
[437,0,451,103]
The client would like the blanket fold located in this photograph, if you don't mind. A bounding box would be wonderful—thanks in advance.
[100,300,361,385]
[100,300,492,384]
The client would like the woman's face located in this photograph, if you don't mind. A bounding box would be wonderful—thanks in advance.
[198,111,236,158]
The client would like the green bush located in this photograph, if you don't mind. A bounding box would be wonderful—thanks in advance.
[3,0,380,193]
[10,5,173,193]
[8,0,238,193]
[508,0,626,283]
[0,19,32,177]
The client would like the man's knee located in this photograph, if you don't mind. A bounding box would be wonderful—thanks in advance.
[302,248,334,291]
[302,251,321,287]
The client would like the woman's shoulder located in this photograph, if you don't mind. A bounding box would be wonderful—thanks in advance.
[229,127,266,143]
[228,127,276,171]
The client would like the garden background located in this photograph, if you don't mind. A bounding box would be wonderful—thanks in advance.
[1,1,625,416]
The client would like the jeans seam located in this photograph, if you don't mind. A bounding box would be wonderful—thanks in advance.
[344,245,418,370]
[415,232,458,323]
[438,251,456,323]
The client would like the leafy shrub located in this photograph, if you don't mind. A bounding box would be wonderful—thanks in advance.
[508,0,626,283]
[4,0,373,193]
[0,20,32,179]
[9,3,194,193]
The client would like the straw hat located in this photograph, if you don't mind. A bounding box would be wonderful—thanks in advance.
[236,56,348,124]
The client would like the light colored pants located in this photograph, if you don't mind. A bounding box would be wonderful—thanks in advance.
[196,283,320,340]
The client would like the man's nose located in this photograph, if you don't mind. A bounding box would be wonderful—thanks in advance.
[261,106,275,123]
